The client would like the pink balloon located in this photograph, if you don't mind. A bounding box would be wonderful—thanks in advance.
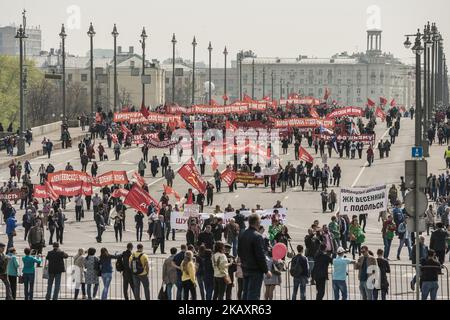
[272,243,287,260]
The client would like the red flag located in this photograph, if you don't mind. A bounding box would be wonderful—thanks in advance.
[112,188,129,198]
[220,169,236,187]
[211,156,219,172]
[375,107,386,121]
[33,185,49,199]
[95,112,102,124]
[140,102,150,118]
[178,158,207,194]
[121,124,132,136]
[263,96,271,101]
[324,88,331,100]
[243,94,253,102]
[44,181,59,201]
[400,106,406,112]
[222,95,229,101]
[210,99,219,106]
[111,134,118,144]
[380,97,387,106]
[390,99,396,107]
[225,121,238,131]
[124,184,159,212]
[310,107,319,119]
[163,184,181,201]
[133,171,145,187]
[367,98,376,107]
[298,146,314,164]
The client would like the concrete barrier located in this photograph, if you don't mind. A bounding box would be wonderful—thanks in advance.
[31,121,63,137]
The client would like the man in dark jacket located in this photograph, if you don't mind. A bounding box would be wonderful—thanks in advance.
[421,249,442,300]
[238,213,271,300]
[312,244,332,300]
[152,215,166,254]
[0,243,13,300]
[197,225,214,250]
[430,222,448,264]
[55,209,66,244]
[233,210,248,234]
[161,153,169,177]
[120,243,135,300]
[291,245,309,300]
[45,242,68,300]
[304,228,321,278]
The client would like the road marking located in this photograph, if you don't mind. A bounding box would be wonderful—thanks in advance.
[235,194,239,198]
[284,196,289,199]
[287,223,300,229]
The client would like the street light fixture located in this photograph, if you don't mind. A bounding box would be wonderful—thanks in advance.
[171,33,177,104]
[112,24,119,112]
[15,24,27,156]
[59,24,67,140]
[87,23,95,117]
[223,46,228,105]
[191,36,197,105]
[140,27,148,107]
[208,41,212,105]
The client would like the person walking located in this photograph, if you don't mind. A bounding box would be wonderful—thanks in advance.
[163,247,178,300]
[47,210,56,245]
[224,218,240,257]
[165,166,175,187]
[45,242,69,300]
[138,158,147,177]
[112,213,123,242]
[238,214,271,300]
[0,243,12,300]
[94,210,106,243]
[130,243,150,300]
[85,248,100,300]
[135,211,144,242]
[152,215,166,254]
[373,249,390,300]
[99,248,119,300]
[212,241,230,300]
[396,220,412,260]
[290,244,309,300]
[22,247,42,300]
[114,142,121,160]
[6,212,17,250]
[332,247,354,300]
[73,248,86,300]
[74,194,84,222]
[55,209,66,245]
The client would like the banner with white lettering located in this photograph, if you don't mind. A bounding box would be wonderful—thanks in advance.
[339,184,387,216]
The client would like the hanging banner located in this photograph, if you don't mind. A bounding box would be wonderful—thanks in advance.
[113,112,181,124]
[325,107,364,119]
[147,138,180,149]
[220,170,236,186]
[234,171,264,185]
[339,184,387,216]
[312,133,376,143]
[279,98,321,106]
[270,118,334,129]
[0,189,26,201]
[94,171,129,187]
[111,188,129,198]
[132,133,160,145]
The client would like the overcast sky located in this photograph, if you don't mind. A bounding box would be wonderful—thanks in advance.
[1,0,449,66]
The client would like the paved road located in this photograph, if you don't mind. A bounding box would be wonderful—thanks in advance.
[0,116,448,300]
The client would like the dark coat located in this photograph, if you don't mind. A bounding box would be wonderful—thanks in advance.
[430,228,448,252]
[237,226,268,274]
[312,251,332,280]
[46,249,69,274]
[197,231,214,250]
[153,220,165,239]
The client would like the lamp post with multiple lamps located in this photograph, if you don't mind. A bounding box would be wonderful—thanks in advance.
[59,24,67,138]
[140,27,148,107]
[15,25,27,156]
[208,41,212,105]
[112,24,119,112]
[192,36,197,105]
[87,23,95,117]
[223,46,228,105]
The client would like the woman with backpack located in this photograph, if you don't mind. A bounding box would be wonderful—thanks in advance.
[85,248,100,300]
[99,248,119,300]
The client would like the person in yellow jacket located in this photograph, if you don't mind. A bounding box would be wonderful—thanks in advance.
[129,243,150,300]
[445,147,450,169]
[181,250,197,300]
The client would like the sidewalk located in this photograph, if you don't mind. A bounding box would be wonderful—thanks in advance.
[0,126,87,170]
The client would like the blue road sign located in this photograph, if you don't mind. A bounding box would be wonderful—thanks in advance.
[412,146,423,158]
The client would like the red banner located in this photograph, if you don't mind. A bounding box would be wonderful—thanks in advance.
[271,118,334,129]
[325,107,363,119]
[0,189,26,201]
[111,188,129,198]
[94,171,129,187]
[375,107,386,121]
[312,133,376,143]
[147,138,179,149]
[178,158,207,194]
[164,184,181,201]
[124,184,159,213]
[220,170,236,187]
[279,98,321,106]
[299,146,314,164]
[33,185,48,199]
[133,172,145,187]
[113,112,181,124]
[132,133,159,145]
[310,107,320,119]
[234,171,264,185]
[167,104,250,115]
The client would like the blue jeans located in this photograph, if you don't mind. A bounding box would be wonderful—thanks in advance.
[359,281,373,300]
[7,234,14,250]
[204,275,214,300]
[23,273,35,300]
[373,288,387,300]
[166,283,174,300]
[242,272,264,300]
[383,237,392,259]
[45,273,62,300]
[87,283,99,299]
[333,280,348,300]
[197,275,205,300]
[231,238,238,257]
[397,238,411,258]
[101,273,112,300]
[421,281,439,300]
[292,276,308,300]
[176,276,183,300]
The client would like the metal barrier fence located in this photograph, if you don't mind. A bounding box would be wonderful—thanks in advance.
[0,256,448,300]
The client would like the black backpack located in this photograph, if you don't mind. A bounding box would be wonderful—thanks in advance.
[289,255,304,278]
[131,253,144,275]
[115,255,124,272]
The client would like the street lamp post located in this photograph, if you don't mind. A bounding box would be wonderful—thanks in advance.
[279,78,283,101]
[192,36,197,105]
[271,71,274,100]
[262,67,266,99]
[112,24,119,112]
[87,23,95,117]
[223,46,228,105]
[238,51,243,101]
[251,58,255,100]
[208,42,212,105]
[171,33,176,104]
[15,25,27,156]
[59,24,67,138]
[140,27,148,108]
[404,29,424,301]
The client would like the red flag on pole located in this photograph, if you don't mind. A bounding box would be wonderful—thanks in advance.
[140,102,150,118]
[390,99,396,107]
[121,124,132,136]
[44,181,59,201]
[298,146,314,164]
[375,107,386,121]
[367,98,376,107]
[111,188,129,198]
[124,184,159,212]
[243,94,253,103]
[163,184,181,201]
[380,97,388,106]
[220,169,236,187]
[133,171,145,187]
[310,107,319,119]
[222,95,229,101]
[178,158,207,194]
[211,156,219,172]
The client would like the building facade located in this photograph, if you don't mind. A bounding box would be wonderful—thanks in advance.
[0,25,42,56]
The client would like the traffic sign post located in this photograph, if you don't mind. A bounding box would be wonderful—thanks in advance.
[411,146,423,158]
